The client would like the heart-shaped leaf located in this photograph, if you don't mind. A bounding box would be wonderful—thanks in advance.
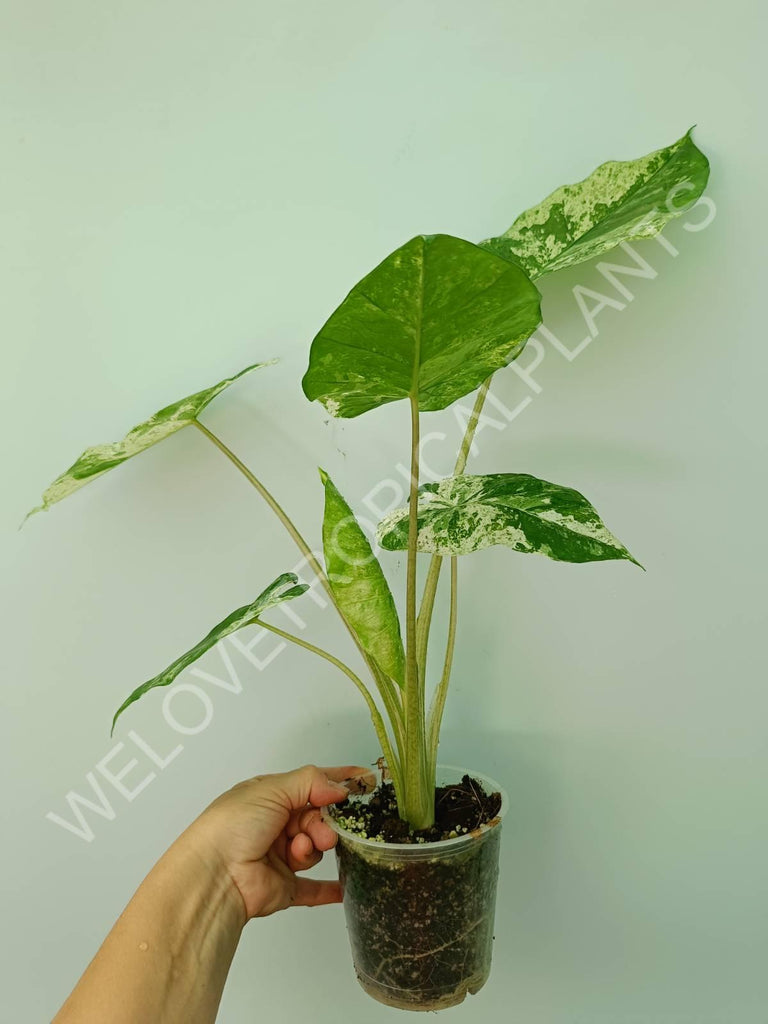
[481,129,709,279]
[302,234,541,418]
[377,473,640,566]
[320,469,405,687]
[27,361,273,518]
[111,572,308,733]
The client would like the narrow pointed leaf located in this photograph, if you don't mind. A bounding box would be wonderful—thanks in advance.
[320,469,405,687]
[481,129,709,279]
[377,473,640,566]
[28,361,274,517]
[302,233,541,418]
[111,573,308,732]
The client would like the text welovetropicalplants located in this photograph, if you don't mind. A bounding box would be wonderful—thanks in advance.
[29,130,709,830]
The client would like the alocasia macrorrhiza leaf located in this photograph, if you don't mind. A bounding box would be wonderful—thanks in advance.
[320,469,405,687]
[481,129,709,279]
[302,233,542,418]
[27,361,273,517]
[111,572,308,732]
[377,473,640,566]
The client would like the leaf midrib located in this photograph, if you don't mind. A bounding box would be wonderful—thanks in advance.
[410,239,425,396]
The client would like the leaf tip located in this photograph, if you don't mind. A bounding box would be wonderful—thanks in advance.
[240,358,279,376]
[623,547,645,571]
[274,571,300,588]
[19,504,44,529]
[318,467,329,485]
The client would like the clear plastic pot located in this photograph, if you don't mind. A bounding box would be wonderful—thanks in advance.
[323,765,508,1012]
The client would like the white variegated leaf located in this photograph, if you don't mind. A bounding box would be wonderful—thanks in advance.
[481,130,709,279]
[377,473,640,566]
[27,361,274,518]
[111,573,308,733]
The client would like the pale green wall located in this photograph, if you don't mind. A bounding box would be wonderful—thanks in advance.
[2,1,765,1021]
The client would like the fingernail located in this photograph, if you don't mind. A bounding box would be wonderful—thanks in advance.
[335,772,377,795]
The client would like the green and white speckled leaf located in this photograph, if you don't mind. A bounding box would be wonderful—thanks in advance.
[302,234,541,418]
[320,469,405,688]
[481,130,709,279]
[111,573,308,733]
[377,473,640,566]
[27,361,273,517]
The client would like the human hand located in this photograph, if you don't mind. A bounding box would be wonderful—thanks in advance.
[183,764,374,920]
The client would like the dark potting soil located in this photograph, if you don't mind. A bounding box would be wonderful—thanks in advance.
[331,776,504,1009]
[331,774,502,843]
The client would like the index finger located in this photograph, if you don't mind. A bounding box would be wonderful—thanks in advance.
[257,764,375,812]
[321,765,377,795]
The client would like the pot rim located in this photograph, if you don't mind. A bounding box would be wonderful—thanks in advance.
[321,763,509,853]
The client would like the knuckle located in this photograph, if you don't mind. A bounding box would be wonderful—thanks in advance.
[298,763,323,784]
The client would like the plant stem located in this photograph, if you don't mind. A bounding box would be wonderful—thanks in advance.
[193,419,330,590]
[254,618,403,805]
[415,375,493,674]
[426,557,458,791]
[402,395,432,829]
[415,557,441,681]
[414,376,495,801]
[368,661,406,769]
[454,376,492,475]
[405,395,420,699]
[192,419,405,763]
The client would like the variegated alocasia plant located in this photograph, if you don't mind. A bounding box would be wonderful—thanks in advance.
[29,130,709,830]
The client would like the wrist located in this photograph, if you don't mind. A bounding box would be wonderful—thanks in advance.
[168,825,248,932]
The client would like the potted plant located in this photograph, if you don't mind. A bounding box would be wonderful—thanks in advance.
[29,130,709,1011]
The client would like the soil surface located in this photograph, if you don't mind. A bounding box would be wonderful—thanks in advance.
[331,774,502,843]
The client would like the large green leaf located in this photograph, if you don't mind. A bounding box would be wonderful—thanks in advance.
[377,473,640,566]
[481,130,709,279]
[302,233,541,418]
[111,573,308,733]
[27,361,273,517]
[320,469,405,687]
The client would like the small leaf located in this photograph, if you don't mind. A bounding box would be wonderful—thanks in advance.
[111,572,308,733]
[320,469,405,687]
[377,473,640,566]
[27,361,274,518]
[481,129,710,279]
[302,234,541,418]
